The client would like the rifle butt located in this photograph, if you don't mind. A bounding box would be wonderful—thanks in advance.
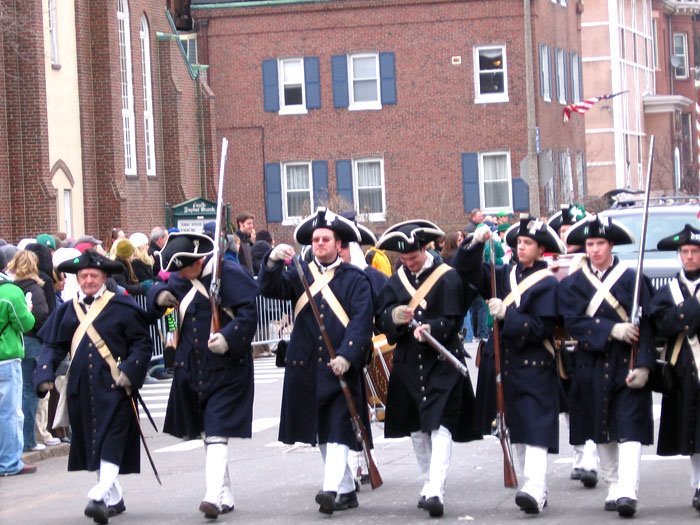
[501,440,519,488]
[367,456,383,489]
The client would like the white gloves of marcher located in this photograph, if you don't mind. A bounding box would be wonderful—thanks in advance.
[391,305,414,325]
[156,290,178,308]
[328,355,350,377]
[37,381,53,393]
[413,323,431,343]
[488,298,507,320]
[626,367,650,389]
[611,322,639,344]
[269,243,294,263]
[471,226,491,246]
[208,333,229,355]
[115,371,132,388]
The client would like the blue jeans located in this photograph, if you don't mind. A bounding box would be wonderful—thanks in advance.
[0,359,25,474]
[21,336,41,450]
[463,310,473,343]
[470,296,490,341]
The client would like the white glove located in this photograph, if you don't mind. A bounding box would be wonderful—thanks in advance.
[611,323,639,344]
[413,323,431,343]
[156,290,178,308]
[115,371,132,388]
[391,305,414,325]
[626,367,650,389]
[269,243,294,263]
[208,333,229,355]
[37,381,53,393]
[471,226,491,245]
[488,298,507,320]
[328,355,350,376]
[25,292,33,312]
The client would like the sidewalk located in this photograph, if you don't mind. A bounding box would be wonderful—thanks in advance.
[22,442,69,464]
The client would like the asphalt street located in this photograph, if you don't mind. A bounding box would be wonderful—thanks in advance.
[1,346,699,524]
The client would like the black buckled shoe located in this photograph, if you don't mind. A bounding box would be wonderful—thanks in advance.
[107,499,126,517]
[580,469,598,488]
[693,488,700,511]
[84,500,109,524]
[570,467,584,480]
[315,491,337,515]
[423,497,444,518]
[604,500,617,511]
[417,495,426,509]
[334,491,359,511]
[199,500,220,520]
[515,491,543,514]
[616,497,637,518]
[220,504,234,514]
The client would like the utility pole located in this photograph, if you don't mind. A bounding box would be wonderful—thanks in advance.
[523,0,540,215]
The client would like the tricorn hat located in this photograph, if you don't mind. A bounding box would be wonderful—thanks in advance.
[57,249,124,275]
[340,210,377,246]
[294,207,361,245]
[158,232,215,273]
[657,224,700,251]
[564,215,635,246]
[376,220,445,253]
[505,214,566,254]
[547,204,590,233]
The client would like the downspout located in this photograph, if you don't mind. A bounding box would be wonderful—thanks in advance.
[524,0,540,214]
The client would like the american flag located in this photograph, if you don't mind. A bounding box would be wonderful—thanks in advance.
[562,91,627,122]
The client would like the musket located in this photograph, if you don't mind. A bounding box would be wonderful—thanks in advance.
[408,319,469,377]
[489,236,518,488]
[629,134,654,370]
[292,255,383,489]
[209,137,229,334]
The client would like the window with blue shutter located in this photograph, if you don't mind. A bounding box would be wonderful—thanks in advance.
[262,59,279,112]
[462,153,480,213]
[379,52,396,105]
[312,161,328,205]
[336,160,353,206]
[304,57,321,110]
[511,177,530,212]
[332,55,349,109]
[564,51,570,103]
[264,163,282,222]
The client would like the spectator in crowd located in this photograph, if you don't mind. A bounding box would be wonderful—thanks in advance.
[465,208,484,235]
[112,239,147,296]
[129,233,156,293]
[25,243,57,315]
[235,212,255,274]
[148,226,168,275]
[110,228,125,250]
[35,233,57,254]
[251,230,273,276]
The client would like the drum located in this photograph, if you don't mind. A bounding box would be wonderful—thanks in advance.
[364,334,395,421]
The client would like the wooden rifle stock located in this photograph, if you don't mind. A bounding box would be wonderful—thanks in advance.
[293,256,382,489]
[489,237,518,488]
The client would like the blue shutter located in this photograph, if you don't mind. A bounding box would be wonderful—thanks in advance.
[331,55,349,109]
[461,153,480,213]
[262,59,279,112]
[379,52,396,105]
[539,44,545,98]
[264,163,282,222]
[304,57,321,110]
[312,161,328,206]
[336,160,353,206]
[511,177,530,213]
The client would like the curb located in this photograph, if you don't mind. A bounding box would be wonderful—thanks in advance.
[22,442,69,465]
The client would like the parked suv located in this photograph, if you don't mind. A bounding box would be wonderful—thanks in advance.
[598,195,699,290]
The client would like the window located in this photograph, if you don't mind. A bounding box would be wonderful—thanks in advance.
[682,113,693,162]
[140,16,155,176]
[474,45,508,103]
[180,34,198,65]
[559,151,573,202]
[353,159,385,220]
[651,18,658,69]
[571,53,581,103]
[674,33,689,79]
[118,0,136,175]
[479,152,512,211]
[349,53,381,110]
[556,48,566,104]
[282,162,312,221]
[63,189,73,237]
[279,58,306,114]
[48,0,59,67]
[540,44,551,102]
[576,152,586,200]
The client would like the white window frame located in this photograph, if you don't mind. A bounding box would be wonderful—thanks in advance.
[48,0,59,67]
[140,16,156,176]
[541,45,551,102]
[352,158,386,221]
[179,33,198,65]
[282,162,313,224]
[474,45,508,104]
[576,152,585,200]
[556,48,566,104]
[571,53,581,103]
[560,0,567,5]
[651,17,659,69]
[118,0,137,176]
[479,151,512,213]
[348,53,381,111]
[278,58,307,115]
[63,189,73,238]
[674,32,689,79]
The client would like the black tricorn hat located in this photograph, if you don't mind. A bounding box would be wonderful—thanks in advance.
[564,215,635,246]
[657,224,700,251]
[547,204,591,233]
[294,207,361,245]
[158,232,215,273]
[376,219,444,253]
[57,249,124,275]
[340,210,377,246]
[505,214,566,254]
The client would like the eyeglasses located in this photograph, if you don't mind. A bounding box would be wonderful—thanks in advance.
[312,236,334,244]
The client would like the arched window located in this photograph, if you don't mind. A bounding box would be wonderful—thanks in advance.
[140,15,156,176]
[118,0,136,175]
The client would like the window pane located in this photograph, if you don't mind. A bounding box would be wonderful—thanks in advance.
[484,181,510,208]
[283,60,303,84]
[483,155,508,181]
[353,79,377,102]
[357,162,380,186]
[353,56,376,78]
[286,165,309,190]
[287,192,309,218]
[480,72,504,94]
[284,86,303,105]
[479,49,503,71]
[358,188,382,213]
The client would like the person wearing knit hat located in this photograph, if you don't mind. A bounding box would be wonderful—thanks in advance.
[557,215,655,518]
[454,214,563,515]
[112,240,145,296]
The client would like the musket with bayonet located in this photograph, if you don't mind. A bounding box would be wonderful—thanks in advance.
[209,137,229,335]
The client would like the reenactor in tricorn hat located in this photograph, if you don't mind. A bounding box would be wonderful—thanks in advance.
[258,207,375,515]
[649,224,700,513]
[148,232,260,520]
[375,220,480,518]
[455,214,564,515]
[558,215,655,518]
[34,250,153,523]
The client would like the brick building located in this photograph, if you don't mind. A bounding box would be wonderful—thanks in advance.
[191,0,586,240]
[0,0,216,244]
